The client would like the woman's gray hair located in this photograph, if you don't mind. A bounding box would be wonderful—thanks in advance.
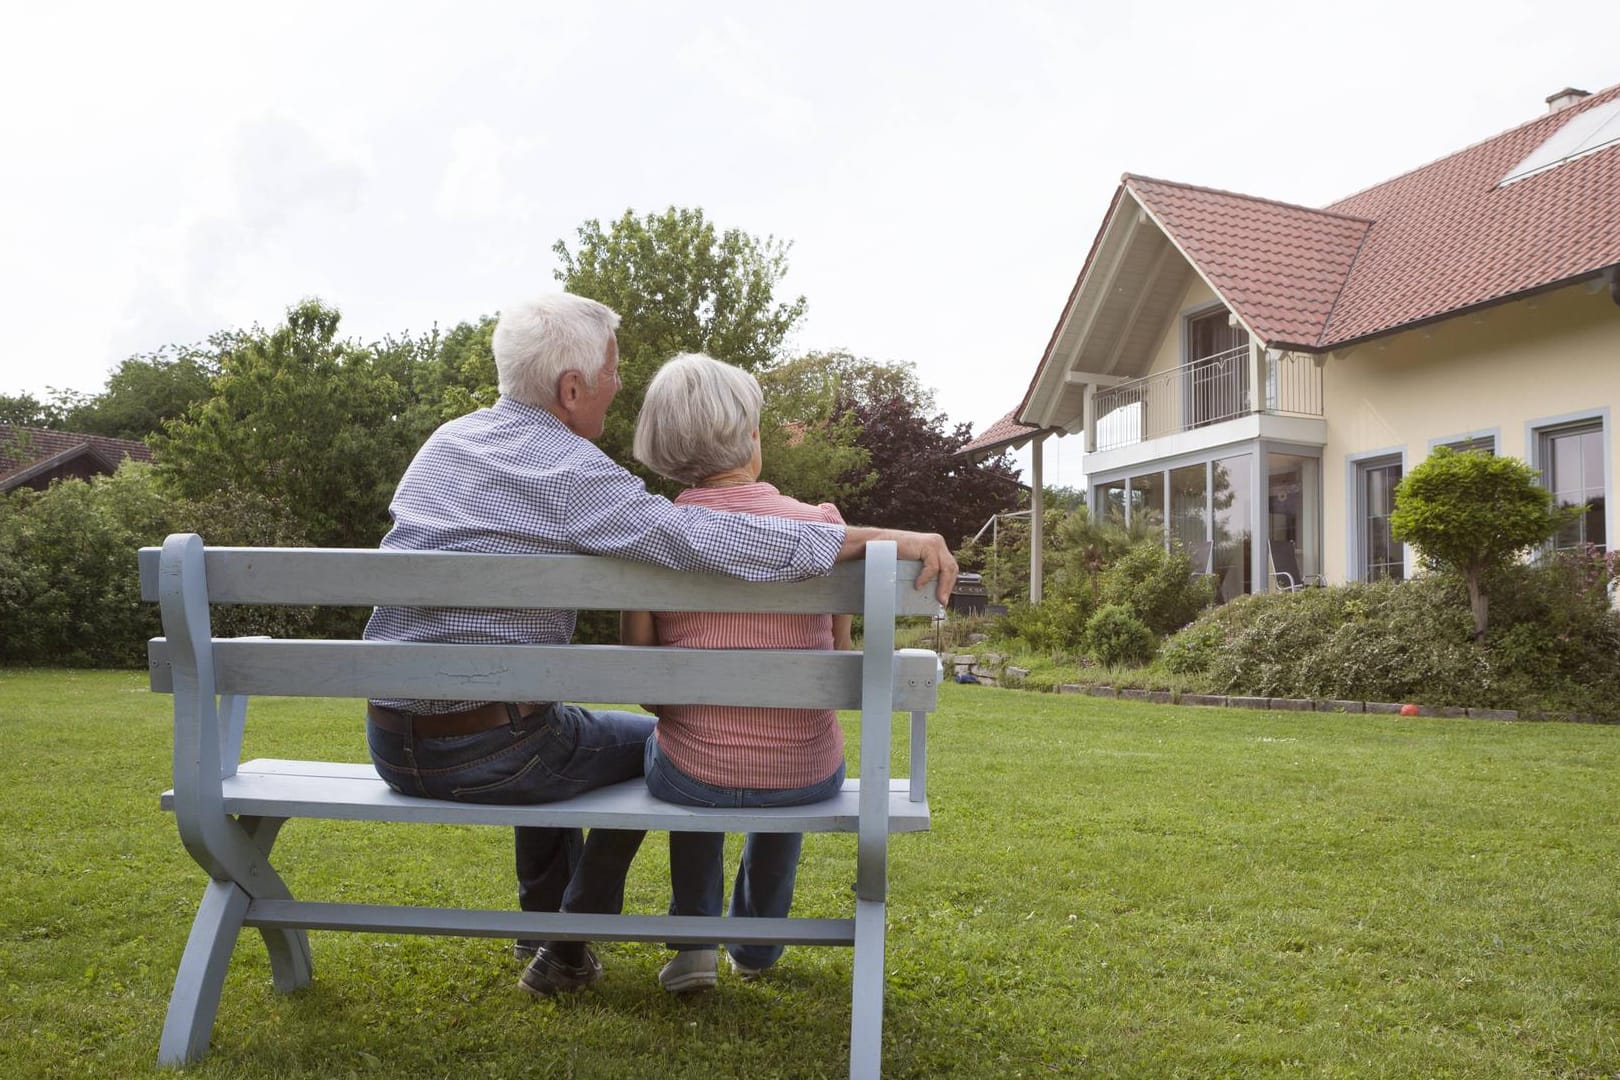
[634,353,763,485]
[492,293,621,408]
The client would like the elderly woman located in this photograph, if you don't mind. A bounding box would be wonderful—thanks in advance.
[623,352,853,994]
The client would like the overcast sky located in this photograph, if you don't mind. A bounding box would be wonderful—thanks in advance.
[3,1,1615,486]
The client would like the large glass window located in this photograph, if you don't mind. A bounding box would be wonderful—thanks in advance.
[1127,470,1165,537]
[1358,457,1404,581]
[1212,454,1251,601]
[1268,452,1319,586]
[1543,422,1606,552]
[1170,464,1208,549]
[1099,480,1127,525]
[1097,448,1319,598]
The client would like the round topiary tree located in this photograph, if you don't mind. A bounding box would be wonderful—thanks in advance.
[1389,446,1573,642]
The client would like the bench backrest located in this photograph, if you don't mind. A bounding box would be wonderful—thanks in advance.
[140,534,941,895]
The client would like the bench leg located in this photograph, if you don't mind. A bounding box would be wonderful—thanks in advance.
[849,897,887,1080]
[158,880,250,1067]
[241,816,312,993]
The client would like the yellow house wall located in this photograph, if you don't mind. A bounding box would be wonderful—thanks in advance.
[1321,283,1620,583]
[1144,277,1221,377]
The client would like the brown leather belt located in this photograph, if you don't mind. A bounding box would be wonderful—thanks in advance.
[365,701,550,739]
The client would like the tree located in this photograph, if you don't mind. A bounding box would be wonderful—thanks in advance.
[823,357,1023,545]
[0,392,60,428]
[61,347,219,439]
[152,300,430,548]
[553,206,808,486]
[756,352,872,507]
[1389,446,1572,641]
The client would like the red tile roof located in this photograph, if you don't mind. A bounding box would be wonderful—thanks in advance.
[1321,83,1620,345]
[0,425,154,491]
[1121,83,1620,352]
[958,410,1043,458]
[1126,177,1371,349]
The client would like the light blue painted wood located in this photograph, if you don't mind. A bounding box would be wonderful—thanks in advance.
[147,533,938,1077]
[855,550,896,905]
[908,709,928,804]
[243,900,856,946]
[138,544,943,617]
[849,897,889,1080]
[160,768,931,833]
[240,816,312,993]
[145,639,940,712]
[158,880,249,1067]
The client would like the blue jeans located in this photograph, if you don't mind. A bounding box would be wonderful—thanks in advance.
[366,703,655,950]
[643,736,845,971]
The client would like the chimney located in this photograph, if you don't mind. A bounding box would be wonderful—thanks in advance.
[1546,87,1592,113]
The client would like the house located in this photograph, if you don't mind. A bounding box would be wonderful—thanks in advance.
[0,425,154,494]
[969,83,1620,601]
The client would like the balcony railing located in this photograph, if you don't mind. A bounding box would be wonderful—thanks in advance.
[1092,348,1322,453]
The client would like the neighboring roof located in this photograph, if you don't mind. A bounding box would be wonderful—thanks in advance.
[956,410,1046,459]
[0,426,154,492]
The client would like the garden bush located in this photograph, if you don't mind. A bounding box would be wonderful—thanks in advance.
[1098,541,1214,636]
[1160,557,1620,716]
[0,462,320,666]
[997,593,1093,655]
[1085,602,1157,667]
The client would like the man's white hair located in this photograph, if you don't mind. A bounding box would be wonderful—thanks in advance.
[492,293,621,408]
[633,353,763,486]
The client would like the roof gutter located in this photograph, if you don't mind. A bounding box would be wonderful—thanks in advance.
[1319,267,1620,354]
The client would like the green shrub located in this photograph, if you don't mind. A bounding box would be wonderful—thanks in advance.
[997,593,1094,654]
[0,464,173,666]
[1159,617,1228,675]
[0,463,323,667]
[1098,541,1214,635]
[1085,603,1157,667]
[1160,562,1620,715]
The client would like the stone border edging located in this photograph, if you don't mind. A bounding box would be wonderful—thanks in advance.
[942,651,1606,723]
[1054,684,1530,721]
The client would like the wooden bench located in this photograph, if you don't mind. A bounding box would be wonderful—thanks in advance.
[140,532,941,1078]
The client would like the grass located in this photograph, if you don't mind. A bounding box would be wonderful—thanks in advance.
[2,669,1619,1078]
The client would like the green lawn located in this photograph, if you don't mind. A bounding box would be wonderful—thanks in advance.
[2,670,1617,1079]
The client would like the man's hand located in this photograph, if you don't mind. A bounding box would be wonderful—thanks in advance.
[839,527,960,606]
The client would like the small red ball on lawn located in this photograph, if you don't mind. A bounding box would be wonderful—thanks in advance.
[1399,703,1419,716]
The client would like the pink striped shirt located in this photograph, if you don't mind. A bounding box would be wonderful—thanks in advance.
[652,483,846,789]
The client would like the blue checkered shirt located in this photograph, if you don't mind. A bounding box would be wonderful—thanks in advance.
[364,397,844,713]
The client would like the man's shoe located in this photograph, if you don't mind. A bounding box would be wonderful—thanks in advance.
[725,949,765,981]
[513,940,540,961]
[519,944,604,997]
[658,948,718,993]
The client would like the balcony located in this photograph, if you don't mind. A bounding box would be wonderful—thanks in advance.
[1091,347,1323,454]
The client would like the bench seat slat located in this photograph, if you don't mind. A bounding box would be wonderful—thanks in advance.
[243,900,857,946]
[146,640,941,712]
[161,762,930,834]
[137,547,943,617]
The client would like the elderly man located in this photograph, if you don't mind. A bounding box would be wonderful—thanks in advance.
[362,292,957,998]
